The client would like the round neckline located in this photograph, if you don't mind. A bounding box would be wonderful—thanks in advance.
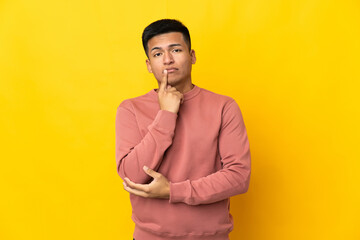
[149,85,201,102]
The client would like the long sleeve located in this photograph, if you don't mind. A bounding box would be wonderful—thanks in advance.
[169,100,251,205]
[115,100,178,183]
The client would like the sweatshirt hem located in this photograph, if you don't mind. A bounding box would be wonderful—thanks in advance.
[134,225,230,240]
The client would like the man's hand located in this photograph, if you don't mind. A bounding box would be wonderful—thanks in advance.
[123,166,170,199]
[157,69,184,114]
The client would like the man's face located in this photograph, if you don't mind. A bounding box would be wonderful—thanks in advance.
[146,32,196,87]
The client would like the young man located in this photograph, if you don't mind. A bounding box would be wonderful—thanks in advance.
[116,19,251,240]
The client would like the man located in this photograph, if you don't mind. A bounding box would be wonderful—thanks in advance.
[116,19,251,240]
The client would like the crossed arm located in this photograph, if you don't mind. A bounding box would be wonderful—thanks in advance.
[117,71,250,204]
[118,100,251,205]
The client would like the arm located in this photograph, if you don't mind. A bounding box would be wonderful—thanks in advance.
[123,100,251,205]
[169,100,251,205]
[116,70,184,183]
[116,104,177,184]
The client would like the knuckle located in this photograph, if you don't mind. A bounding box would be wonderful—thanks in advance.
[144,186,150,193]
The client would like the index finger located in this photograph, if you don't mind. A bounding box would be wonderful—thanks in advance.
[159,69,168,92]
[124,177,150,193]
[123,181,149,198]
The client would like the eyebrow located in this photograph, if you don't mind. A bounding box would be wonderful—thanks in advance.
[150,43,182,52]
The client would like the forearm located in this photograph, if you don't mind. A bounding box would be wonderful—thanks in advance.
[117,70,184,184]
[169,153,251,205]
[169,99,251,205]
[116,107,177,183]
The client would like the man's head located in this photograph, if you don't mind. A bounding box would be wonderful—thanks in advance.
[142,19,196,92]
[142,19,191,58]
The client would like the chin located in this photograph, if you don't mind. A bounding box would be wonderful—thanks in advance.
[168,79,181,86]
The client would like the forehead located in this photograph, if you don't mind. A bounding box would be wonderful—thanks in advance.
[147,32,186,50]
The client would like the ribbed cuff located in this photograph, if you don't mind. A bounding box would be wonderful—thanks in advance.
[169,180,191,204]
[151,110,178,132]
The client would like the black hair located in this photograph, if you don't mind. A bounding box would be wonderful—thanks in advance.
[142,19,191,58]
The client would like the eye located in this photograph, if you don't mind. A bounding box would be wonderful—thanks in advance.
[153,52,162,57]
[173,49,182,53]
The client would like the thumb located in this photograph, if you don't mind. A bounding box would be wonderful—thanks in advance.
[143,166,161,179]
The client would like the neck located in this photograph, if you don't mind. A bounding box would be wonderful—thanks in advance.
[175,82,194,94]
[157,80,194,94]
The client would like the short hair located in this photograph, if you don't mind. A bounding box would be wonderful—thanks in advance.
[142,19,191,58]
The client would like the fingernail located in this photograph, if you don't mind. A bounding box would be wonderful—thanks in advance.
[143,166,149,171]
[164,69,167,74]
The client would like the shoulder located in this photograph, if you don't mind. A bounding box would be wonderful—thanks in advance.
[117,90,157,111]
[197,87,237,107]
[196,87,244,121]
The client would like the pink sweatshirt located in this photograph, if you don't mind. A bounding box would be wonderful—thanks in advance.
[116,85,251,240]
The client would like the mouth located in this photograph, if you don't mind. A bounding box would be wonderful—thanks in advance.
[164,68,178,73]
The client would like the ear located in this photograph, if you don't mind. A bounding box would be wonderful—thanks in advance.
[146,59,152,73]
[190,50,196,64]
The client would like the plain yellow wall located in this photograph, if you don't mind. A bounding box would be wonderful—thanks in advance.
[1,0,359,239]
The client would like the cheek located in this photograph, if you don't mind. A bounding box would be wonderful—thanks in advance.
[152,67,163,81]
[153,66,163,75]
[180,59,192,72]
[149,62,161,74]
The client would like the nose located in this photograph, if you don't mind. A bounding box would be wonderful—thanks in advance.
[163,51,174,65]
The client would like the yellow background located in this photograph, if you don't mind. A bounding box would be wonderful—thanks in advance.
[1,0,359,239]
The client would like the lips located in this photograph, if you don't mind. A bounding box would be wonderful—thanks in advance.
[165,68,178,73]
